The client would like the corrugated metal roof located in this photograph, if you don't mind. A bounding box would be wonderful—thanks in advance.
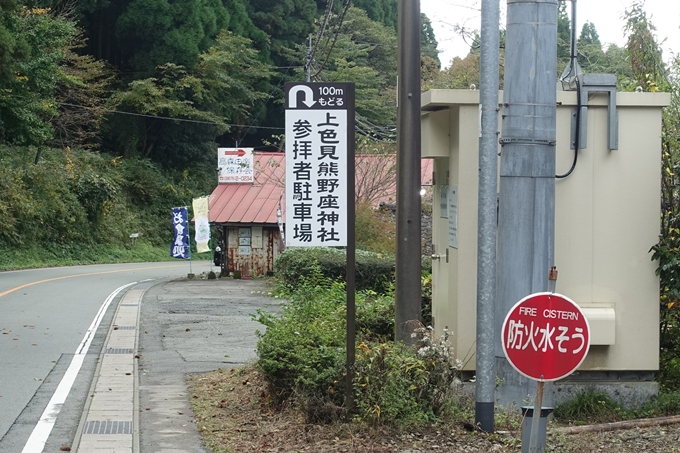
[208,152,434,225]
[209,152,285,225]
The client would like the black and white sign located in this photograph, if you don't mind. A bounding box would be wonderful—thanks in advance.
[285,82,354,247]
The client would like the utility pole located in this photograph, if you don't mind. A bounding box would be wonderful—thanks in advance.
[395,0,422,342]
[476,0,500,433]
[495,0,558,407]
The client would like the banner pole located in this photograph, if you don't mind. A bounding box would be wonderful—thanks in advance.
[187,205,193,274]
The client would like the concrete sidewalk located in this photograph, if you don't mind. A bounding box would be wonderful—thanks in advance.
[72,277,280,452]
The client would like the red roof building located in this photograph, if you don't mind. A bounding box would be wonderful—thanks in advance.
[208,151,432,277]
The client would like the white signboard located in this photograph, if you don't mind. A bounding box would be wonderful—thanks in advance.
[218,147,254,183]
[285,83,354,247]
[448,185,459,249]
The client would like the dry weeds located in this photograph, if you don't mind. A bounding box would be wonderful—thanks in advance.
[188,366,680,453]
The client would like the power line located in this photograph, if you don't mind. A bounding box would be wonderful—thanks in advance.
[308,0,335,66]
[312,0,352,78]
[3,94,286,130]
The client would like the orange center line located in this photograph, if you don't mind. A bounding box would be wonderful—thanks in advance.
[0,264,181,299]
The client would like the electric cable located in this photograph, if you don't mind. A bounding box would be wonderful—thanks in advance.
[556,75,580,179]
[2,93,285,130]
[556,0,580,179]
[312,0,352,79]
[308,0,334,67]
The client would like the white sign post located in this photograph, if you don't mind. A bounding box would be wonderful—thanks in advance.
[285,82,356,411]
[285,83,352,247]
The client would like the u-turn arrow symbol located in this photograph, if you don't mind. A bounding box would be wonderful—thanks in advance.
[288,85,316,108]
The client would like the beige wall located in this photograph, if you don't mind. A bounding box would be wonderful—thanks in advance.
[423,89,669,372]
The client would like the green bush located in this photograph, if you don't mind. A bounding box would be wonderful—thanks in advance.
[354,341,430,427]
[255,269,347,405]
[255,271,463,428]
[354,327,463,427]
[274,247,395,294]
[356,290,394,341]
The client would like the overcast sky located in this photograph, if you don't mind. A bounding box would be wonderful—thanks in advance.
[420,0,680,67]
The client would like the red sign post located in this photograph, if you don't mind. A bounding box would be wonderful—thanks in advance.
[502,292,590,382]
[502,292,591,452]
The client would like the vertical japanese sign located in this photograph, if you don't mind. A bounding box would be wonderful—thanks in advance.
[285,82,354,247]
[171,207,190,259]
[218,148,254,183]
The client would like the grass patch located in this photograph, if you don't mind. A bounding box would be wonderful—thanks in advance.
[554,391,623,425]
[0,241,212,271]
[554,389,680,425]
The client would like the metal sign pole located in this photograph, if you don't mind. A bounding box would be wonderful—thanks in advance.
[529,380,544,452]
[346,84,356,413]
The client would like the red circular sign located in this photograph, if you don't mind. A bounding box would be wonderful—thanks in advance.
[501,292,590,382]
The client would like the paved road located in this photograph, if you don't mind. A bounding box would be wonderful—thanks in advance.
[137,278,280,452]
[0,261,216,452]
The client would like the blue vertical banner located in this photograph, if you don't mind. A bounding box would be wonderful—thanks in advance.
[171,207,190,259]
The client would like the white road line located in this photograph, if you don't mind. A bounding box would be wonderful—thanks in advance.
[21,282,137,453]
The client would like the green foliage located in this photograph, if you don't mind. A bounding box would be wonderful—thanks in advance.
[420,13,439,67]
[255,271,461,427]
[115,0,229,72]
[421,269,432,327]
[274,247,395,294]
[555,1,573,67]
[75,172,118,223]
[352,0,397,31]
[623,2,666,91]
[303,7,397,129]
[50,39,117,150]
[0,0,29,86]
[354,327,462,427]
[554,389,680,423]
[0,6,77,146]
[553,390,622,424]
[0,240,171,270]
[106,31,274,168]
[192,31,275,125]
[255,269,348,405]
[633,9,680,389]
[642,390,680,416]
[355,202,395,255]
[246,0,321,67]
[0,145,215,259]
[354,341,430,426]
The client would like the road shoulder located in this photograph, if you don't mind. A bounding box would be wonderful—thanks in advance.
[136,277,280,452]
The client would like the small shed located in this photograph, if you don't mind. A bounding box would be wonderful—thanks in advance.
[209,152,285,277]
